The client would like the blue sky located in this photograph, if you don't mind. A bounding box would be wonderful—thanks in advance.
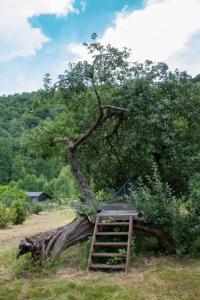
[0,0,200,95]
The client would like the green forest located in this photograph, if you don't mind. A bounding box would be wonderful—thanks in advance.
[0,91,78,199]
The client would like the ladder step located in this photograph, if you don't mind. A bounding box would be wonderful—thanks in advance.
[94,242,128,247]
[90,263,126,270]
[92,253,126,257]
[96,232,128,236]
[97,222,129,226]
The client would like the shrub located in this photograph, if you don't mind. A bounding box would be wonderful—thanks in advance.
[126,165,181,236]
[13,253,52,277]
[45,166,79,202]
[31,203,43,214]
[130,237,137,260]
[0,204,12,228]
[174,173,200,255]
[14,174,46,192]
[80,238,92,269]
[94,190,112,202]
[140,236,160,254]
[0,185,29,208]
[190,236,200,257]
[11,200,27,225]
[187,173,200,214]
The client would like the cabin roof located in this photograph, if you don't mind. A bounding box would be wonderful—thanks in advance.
[26,192,45,197]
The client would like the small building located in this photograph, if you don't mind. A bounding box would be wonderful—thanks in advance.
[26,191,50,203]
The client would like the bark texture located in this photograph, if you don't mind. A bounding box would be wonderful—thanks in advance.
[17,216,93,260]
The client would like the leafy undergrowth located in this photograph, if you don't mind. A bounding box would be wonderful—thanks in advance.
[0,244,200,300]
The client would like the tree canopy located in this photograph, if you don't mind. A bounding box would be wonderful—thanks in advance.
[0,37,200,200]
[21,39,200,198]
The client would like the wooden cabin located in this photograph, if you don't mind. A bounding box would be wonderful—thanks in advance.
[26,191,50,203]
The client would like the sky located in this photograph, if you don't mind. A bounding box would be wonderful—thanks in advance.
[0,0,200,95]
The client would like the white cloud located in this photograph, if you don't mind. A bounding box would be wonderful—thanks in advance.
[166,28,200,74]
[80,1,87,12]
[0,0,75,62]
[69,0,200,75]
[67,43,91,61]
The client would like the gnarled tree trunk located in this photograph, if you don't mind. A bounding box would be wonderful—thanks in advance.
[17,216,93,260]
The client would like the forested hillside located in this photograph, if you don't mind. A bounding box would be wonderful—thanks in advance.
[1,64,200,198]
[0,92,77,200]
[0,92,33,184]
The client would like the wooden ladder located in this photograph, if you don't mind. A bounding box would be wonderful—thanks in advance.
[88,215,133,273]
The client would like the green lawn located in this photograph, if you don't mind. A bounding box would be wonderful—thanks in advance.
[1,247,200,300]
[1,209,200,300]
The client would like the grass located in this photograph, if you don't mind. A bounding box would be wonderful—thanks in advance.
[1,245,200,300]
[1,208,200,299]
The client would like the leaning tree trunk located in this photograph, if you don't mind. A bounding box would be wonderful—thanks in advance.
[17,216,93,260]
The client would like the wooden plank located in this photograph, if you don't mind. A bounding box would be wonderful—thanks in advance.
[125,215,133,274]
[92,253,126,257]
[87,216,99,271]
[99,202,135,211]
[90,263,126,270]
[97,210,138,221]
[98,210,138,216]
[94,242,127,246]
[98,222,129,226]
[96,232,128,236]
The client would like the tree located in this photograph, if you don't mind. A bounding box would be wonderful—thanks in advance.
[0,138,13,184]
[45,166,79,201]
[17,37,200,260]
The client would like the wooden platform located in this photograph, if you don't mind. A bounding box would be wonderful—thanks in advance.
[97,201,138,221]
[97,209,138,221]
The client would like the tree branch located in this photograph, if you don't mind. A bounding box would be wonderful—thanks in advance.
[104,115,123,140]
[102,105,129,114]
[133,222,175,254]
[68,105,129,203]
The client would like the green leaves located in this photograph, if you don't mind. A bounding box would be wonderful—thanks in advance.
[127,166,180,234]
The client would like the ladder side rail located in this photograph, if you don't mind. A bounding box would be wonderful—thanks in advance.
[125,215,133,273]
[87,216,100,271]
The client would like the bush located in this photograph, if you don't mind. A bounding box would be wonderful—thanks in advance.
[31,203,43,214]
[14,174,46,192]
[190,236,200,257]
[45,166,79,202]
[0,185,29,208]
[174,173,200,255]
[140,236,160,254]
[11,200,27,225]
[0,204,12,228]
[126,165,181,236]
[187,173,200,214]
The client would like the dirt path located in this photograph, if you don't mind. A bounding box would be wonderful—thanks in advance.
[0,207,75,251]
